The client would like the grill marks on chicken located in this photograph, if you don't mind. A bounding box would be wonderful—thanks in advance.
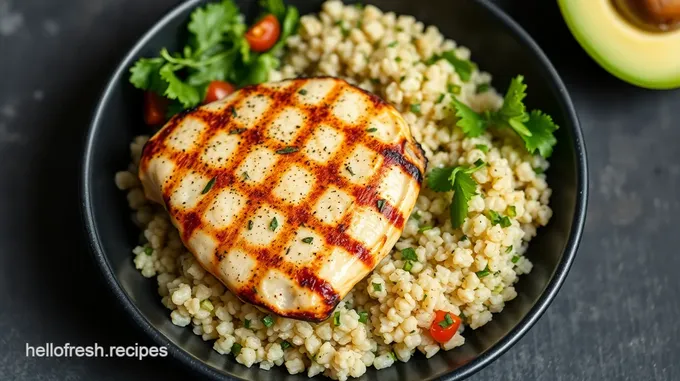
[139,77,427,321]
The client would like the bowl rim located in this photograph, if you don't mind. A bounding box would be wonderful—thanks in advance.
[80,0,588,380]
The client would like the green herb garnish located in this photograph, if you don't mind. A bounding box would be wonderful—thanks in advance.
[202,177,217,194]
[129,0,300,115]
[376,199,386,212]
[302,237,313,244]
[262,315,274,327]
[144,247,153,256]
[506,245,513,253]
[244,319,251,328]
[436,93,445,104]
[403,261,413,271]
[366,127,377,132]
[452,76,559,157]
[487,210,501,224]
[511,255,520,263]
[401,247,418,261]
[410,103,421,114]
[387,41,398,48]
[231,343,242,356]
[438,313,454,328]
[372,282,382,292]
[247,220,253,230]
[281,340,291,350]
[506,205,517,217]
[427,50,477,82]
[476,266,491,278]
[358,311,369,324]
[333,311,341,326]
[475,144,489,153]
[460,235,468,241]
[425,160,486,228]
[276,146,299,154]
[298,89,308,95]
[486,210,511,228]
[269,217,278,231]
[229,128,246,135]
[418,225,433,233]
[448,83,462,95]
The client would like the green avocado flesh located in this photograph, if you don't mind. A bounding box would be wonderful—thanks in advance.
[558,0,680,89]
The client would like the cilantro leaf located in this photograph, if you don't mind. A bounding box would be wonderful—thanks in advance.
[426,166,456,192]
[498,75,527,121]
[522,110,559,157]
[449,75,558,158]
[188,0,241,53]
[427,162,485,228]
[496,75,532,137]
[242,54,280,85]
[452,98,488,137]
[129,58,166,94]
[159,64,201,108]
[449,168,479,228]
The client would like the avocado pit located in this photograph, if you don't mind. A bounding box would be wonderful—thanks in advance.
[612,0,680,32]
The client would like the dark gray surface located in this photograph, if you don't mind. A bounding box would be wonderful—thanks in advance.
[0,0,677,380]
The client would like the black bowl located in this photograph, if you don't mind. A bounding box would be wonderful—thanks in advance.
[81,0,588,380]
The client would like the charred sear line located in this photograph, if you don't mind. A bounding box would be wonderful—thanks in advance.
[382,146,424,184]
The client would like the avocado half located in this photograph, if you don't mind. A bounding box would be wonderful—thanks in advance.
[558,0,680,89]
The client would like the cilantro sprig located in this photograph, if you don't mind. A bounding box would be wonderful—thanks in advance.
[451,75,559,158]
[129,0,299,115]
[426,160,487,228]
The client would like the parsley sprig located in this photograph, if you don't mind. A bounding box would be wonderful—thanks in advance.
[426,159,487,228]
[452,75,559,158]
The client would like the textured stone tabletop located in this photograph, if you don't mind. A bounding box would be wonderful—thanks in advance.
[0,0,678,380]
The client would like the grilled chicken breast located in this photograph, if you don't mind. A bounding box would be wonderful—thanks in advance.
[139,77,427,321]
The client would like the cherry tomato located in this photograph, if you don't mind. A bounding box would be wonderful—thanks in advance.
[143,91,168,126]
[245,14,281,53]
[204,80,236,104]
[429,310,462,344]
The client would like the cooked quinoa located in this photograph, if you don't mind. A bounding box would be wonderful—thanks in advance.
[114,1,553,379]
